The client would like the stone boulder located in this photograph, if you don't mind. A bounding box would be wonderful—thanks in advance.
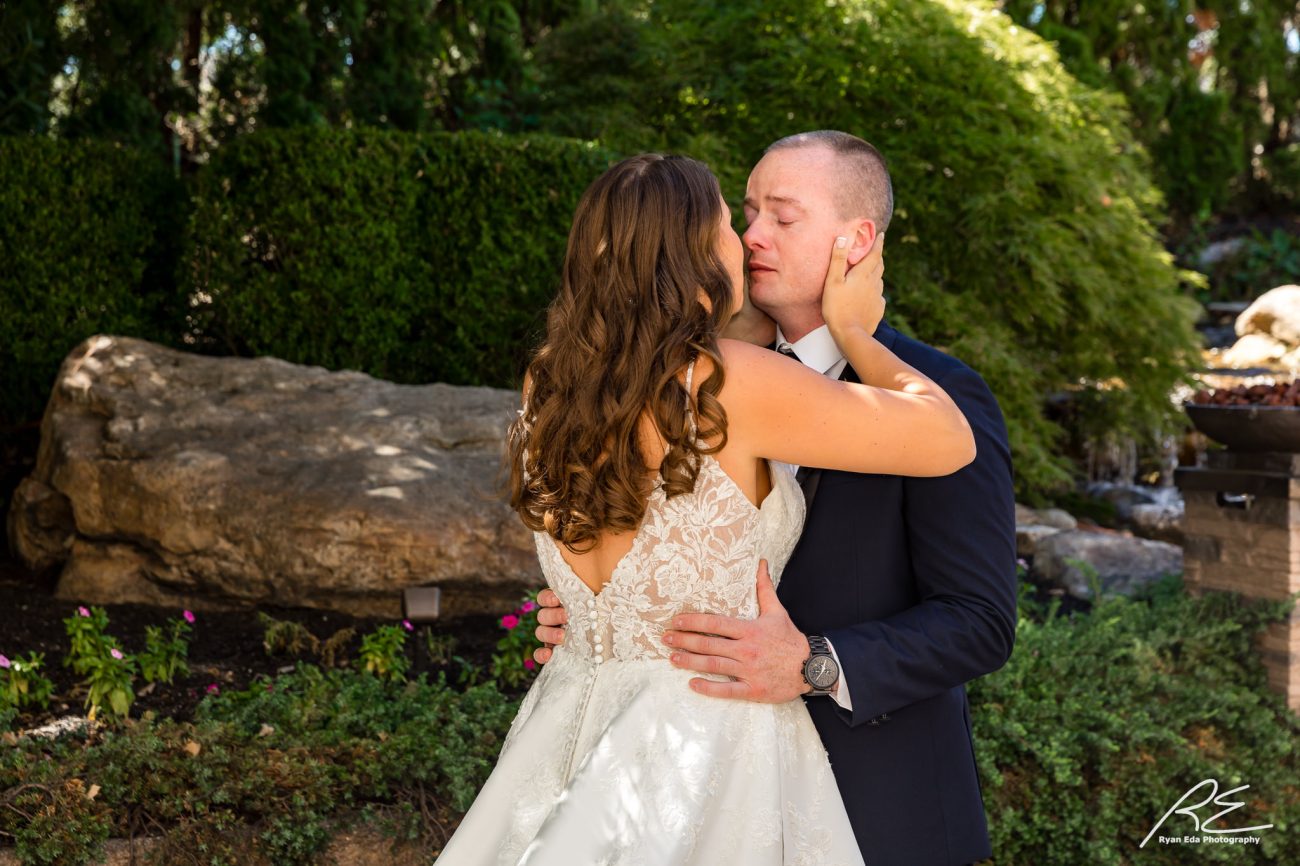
[1034,529,1183,600]
[1236,284,1300,346]
[7,335,538,618]
[1218,333,1289,369]
[1013,503,1078,557]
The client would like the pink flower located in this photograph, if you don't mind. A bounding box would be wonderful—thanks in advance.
[0,654,10,669]
[521,601,537,614]
[501,614,520,630]
[182,610,196,624]
[206,683,220,695]
[401,619,414,632]
[524,658,536,670]
[77,606,90,617]
[110,648,123,660]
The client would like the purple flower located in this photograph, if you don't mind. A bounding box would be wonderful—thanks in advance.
[77,606,90,617]
[0,654,10,669]
[401,619,414,632]
[524,658,536,671]
[1016,558,1029,570]
[501,614,520,630]
[206,683,220,695]
[182,609,196,624]
[521,600,537,614]
[110,648,123,660]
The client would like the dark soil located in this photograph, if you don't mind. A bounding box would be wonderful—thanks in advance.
[0,560,512,731]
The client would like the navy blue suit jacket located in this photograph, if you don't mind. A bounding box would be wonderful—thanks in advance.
[777,322,1018,865]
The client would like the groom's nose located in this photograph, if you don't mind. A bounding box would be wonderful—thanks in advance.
[742,222,767,251]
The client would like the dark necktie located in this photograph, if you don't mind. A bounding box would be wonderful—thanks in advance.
[778,344,801,364]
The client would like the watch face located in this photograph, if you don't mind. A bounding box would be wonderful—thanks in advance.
[807,655,839,690]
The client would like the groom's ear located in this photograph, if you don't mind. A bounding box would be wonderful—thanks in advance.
[845,220,878,267]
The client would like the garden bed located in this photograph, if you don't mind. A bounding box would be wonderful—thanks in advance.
[0,562,515,733]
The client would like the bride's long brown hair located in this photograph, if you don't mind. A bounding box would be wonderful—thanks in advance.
[507,154,734,553]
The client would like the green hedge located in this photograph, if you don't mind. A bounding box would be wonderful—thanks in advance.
[0,667,519,865]
[535,0,1204,498]
[974,577,1300,864]
[0,137,187,425]
[186,128,614,388]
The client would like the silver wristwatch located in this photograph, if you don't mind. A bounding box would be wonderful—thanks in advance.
[801,635,840,697]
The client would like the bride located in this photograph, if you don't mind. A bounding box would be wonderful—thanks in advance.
[434,153,974,865]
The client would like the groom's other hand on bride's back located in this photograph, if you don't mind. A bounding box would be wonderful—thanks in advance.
[533,588,566,664]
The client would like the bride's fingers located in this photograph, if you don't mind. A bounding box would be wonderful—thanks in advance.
[532,646,553,664]
[822,235,850,292]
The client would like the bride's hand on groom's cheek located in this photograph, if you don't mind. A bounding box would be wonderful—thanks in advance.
[532,588,567,664]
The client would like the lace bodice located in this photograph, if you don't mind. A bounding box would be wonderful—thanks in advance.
[531,360,806,664]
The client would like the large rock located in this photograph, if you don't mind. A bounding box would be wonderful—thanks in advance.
[1034,529,1182,600]
[6,335,538,618]
[1218,333,1289,369]
[1236,284,1300,346]
[1129,501,1185,546]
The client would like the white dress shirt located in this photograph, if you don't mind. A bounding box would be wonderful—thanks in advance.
[774,325,855,712]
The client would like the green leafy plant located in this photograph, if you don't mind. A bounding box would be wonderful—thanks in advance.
[357,622,411,682]
[85,647,136,721]
[490,592,543,688]
[61,604,137,719]
[62,605,117,676]
[0,651,54,711]
[1217,229,1300,302]
[423,629,459,666]
[258,611,321,657]
[318,626,356,669]
[137,610,194,685]
[973,575,1300,864]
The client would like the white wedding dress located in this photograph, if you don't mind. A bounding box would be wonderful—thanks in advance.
[436,363,865,866]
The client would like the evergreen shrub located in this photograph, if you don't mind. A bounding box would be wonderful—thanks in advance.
[973,576,1300,864]
[0,137,187,425]
[536,0,1204,497]
[0,666,519,865]
[186,128,614,388]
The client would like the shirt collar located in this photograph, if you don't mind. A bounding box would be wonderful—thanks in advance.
[775,324,846,376]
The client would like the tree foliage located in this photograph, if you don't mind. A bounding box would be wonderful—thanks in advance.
[0,0,595,160]
[535,0,1202,496]
[1001,0,1300,224]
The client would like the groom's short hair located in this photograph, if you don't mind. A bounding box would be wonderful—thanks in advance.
[764,131,893,232]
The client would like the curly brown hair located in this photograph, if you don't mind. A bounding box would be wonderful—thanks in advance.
[506,154,734,552]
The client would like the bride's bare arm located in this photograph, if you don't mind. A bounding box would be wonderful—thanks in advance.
[719,236,975,477]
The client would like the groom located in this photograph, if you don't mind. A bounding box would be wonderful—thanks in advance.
[533,131,1017,865]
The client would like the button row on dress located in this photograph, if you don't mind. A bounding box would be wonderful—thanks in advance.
[586,597,604,663]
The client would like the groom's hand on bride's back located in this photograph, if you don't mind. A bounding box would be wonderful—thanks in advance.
[533,588,567,664]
